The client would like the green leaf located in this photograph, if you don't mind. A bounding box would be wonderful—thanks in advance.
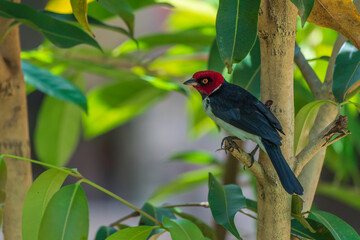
[291,195,316,233]
[87,1,115,20]
[163,216,208,240]
[83,79,167,139]
[105,226,156,240]
[174,211,218,240]
[317,183,360,210]
[115,28,214,55]
[230,38,261,98]
[208,173,246,239]
[42,11,131,38]
[0,0,100,49]
[291,218,334,240]
[140,203,176,227]
[294,100,337,154]
[127,0,173,10]
[290,0,315,27]
[333,41,360,102]
[216,0,260,73]
[95,226,118,240]
[38,183,89,240]
[139,203,175,238]
[22,60,87,112]
[0,158,6,229]
[245,198,257,212]
[22,169,69,240]
[149,166,222,204]
[208,38,225,73]
[70,0,93,36]
[169,150,220,165]
[309,210,360,240]
[99,0,134,35]
[34,78,82,167]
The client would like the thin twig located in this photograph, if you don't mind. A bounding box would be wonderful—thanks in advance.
[294,44,322,97]
[239,210,257,220]
[110,211,140,227]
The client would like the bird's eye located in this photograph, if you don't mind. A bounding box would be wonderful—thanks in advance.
[202,78,209,84]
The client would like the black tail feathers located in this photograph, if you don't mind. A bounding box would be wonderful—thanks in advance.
[262,139,304,195]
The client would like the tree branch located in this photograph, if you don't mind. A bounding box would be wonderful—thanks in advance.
[294,45,322,97]
[323,35,347,88]
[223,141,265,184]
[294,115,350,176]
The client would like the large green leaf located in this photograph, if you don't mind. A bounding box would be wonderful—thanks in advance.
[83,79,167,139]
[42,11,131,38]
[208,173,246,239]
[230,38,261,98]
[216,0,260,73]
[169,150,220,165]
[70,0,93,36]
[309,210,360,240]
[38,183,89,240]
[149,166,222,203]
[208,38,225,73]
[333,41,360,103]
[174,211,218,240]
[105,226,156,240]
[22,169,69,240]
[290,0,315,27]
[163,216,208,240]
[291,218,334,240]
[95,226,118,240]
[22,60,87,112]
[294,100,336,155]
[98,0,134,35]
[317,183,360,210]
[0,158,6,229]
[34,93,82,167]
[0,0,100,49]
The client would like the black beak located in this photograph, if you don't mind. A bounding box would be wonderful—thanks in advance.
[184,78,199,86]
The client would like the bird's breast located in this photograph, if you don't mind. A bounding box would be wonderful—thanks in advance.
[202,97,265,151]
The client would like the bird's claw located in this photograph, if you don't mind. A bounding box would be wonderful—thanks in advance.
[247,145,259,168]
[218,136,240,153]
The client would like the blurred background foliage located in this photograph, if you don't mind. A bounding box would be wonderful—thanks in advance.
[12,0,360,236]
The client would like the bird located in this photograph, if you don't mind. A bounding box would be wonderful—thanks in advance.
[184,70,303,195]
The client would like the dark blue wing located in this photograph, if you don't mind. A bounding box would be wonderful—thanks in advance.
[209,81,282,146]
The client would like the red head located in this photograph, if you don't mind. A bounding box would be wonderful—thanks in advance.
[184,71,224,95]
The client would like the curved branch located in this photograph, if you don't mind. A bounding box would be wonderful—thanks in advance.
[224,141,265,184]
[294,45,322,97]
[294,115,350,176]
[323,35,347,87]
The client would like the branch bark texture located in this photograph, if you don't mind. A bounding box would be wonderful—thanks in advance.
[256,0,298,239]
[0,2,33,239]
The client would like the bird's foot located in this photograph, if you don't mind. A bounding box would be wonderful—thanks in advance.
[265,100,273,109]
[217,136,240,153]
[248,145,259,168]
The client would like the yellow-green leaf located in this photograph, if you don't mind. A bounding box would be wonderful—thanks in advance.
[70,0,94,36]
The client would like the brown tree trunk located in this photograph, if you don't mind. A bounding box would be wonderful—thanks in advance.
[257,0,298,239]
[0,3,33,239]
